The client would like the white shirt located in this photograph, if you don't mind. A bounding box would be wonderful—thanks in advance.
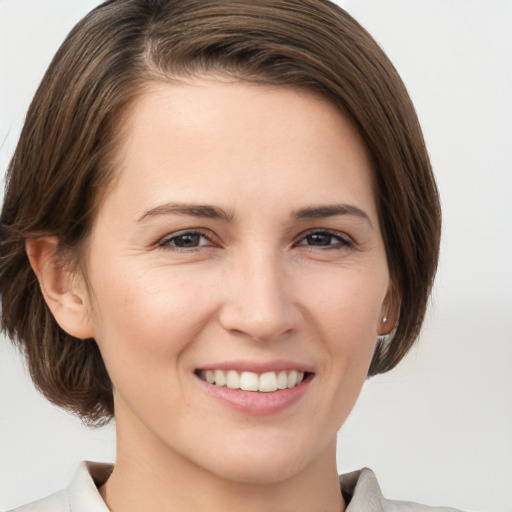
[9,461,462,511]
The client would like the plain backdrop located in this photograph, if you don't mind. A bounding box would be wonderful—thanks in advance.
[0,1,511,511]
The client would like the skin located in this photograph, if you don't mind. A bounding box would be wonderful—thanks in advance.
[29,78,397,512]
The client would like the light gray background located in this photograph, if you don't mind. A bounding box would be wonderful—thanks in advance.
[1,1,511,511]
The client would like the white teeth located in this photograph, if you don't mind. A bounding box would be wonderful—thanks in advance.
[226,370,240,389]
[277,371,288,389]
[287,370,298,388]
[199,369,306,392]
[259,372,278,392]
[214,369,226,387]
[240,371,259,391]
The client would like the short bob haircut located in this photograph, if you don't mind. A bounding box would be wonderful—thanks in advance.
[0,0,440,425]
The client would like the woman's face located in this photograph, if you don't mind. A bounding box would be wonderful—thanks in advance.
[81,79,393,484]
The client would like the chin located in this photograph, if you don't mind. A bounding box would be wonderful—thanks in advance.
[209,453,308,485]
[189,432,325,486]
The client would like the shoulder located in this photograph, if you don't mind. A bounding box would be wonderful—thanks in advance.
[7,461,112,512]
[340,468,463,512]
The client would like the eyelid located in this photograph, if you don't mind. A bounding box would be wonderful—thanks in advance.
[294,228,354,247]
[155,227,354,251]
[158,229,217,249]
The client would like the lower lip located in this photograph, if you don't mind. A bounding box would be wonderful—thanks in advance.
[195,374,313,415]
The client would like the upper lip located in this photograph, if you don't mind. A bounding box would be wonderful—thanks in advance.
[196,359,315,374]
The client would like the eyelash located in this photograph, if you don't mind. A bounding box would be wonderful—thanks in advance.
[158,229,353,252]
[158,230,214,251]
[295,229,353,250]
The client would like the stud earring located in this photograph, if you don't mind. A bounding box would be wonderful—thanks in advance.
[378,315,391,344]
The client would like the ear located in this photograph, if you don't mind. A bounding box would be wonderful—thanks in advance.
[377,281,400,336]
[26,237,95,339]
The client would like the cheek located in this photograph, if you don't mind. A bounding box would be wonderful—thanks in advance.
[305,265,388,337]
[87,263,216,371]
[302,266,387,386]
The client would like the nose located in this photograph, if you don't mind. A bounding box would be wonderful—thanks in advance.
[218,249,301,342]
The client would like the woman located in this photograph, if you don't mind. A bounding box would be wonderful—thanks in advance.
[0,0,454,510]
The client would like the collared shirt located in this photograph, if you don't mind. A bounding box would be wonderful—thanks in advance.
[10,461,462,512]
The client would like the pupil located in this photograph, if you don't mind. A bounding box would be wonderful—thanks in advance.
[308,233,331,246]
[175,234,200,247]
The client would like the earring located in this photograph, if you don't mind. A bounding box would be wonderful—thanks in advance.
[377,315,392,344]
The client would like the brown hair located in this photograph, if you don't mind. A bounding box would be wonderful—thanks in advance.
[0,0,441,425]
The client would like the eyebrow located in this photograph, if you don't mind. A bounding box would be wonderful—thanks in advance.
[294,204,374,229]
[138,201,373,228]
[138,202,234,223]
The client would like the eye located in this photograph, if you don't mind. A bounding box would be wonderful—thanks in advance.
[296,230,352,249]
[159,230,213,250]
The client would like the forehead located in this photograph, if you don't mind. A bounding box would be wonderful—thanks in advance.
[99,78,377,224]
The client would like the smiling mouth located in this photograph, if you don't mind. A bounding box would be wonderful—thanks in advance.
[195,369,309,393]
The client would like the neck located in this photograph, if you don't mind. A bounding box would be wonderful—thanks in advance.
[100,419,345,512]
